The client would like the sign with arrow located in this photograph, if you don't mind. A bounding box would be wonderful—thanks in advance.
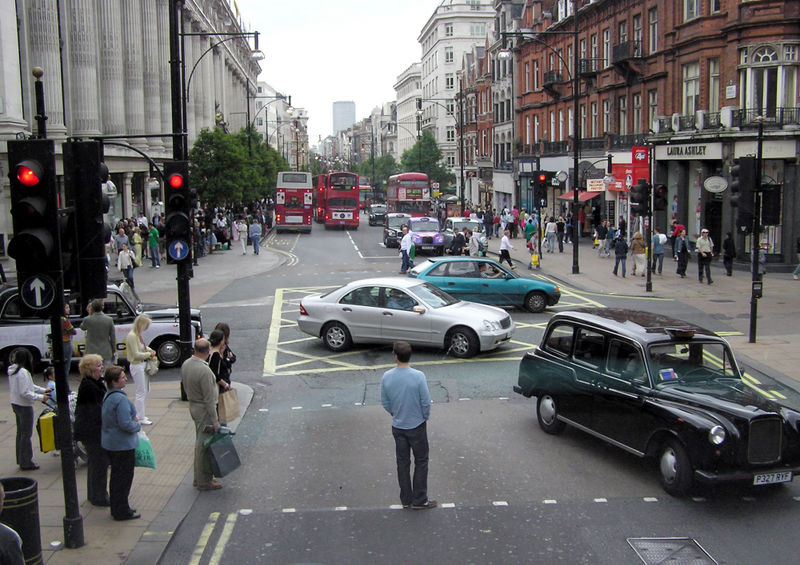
[168,240,190,261]
[21,275,56,311]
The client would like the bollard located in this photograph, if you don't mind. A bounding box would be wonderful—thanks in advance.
[0,477,43,565]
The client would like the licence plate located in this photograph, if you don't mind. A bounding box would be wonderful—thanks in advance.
[421,246,434,250]
[753,471,793,485]
[286,216,302,223]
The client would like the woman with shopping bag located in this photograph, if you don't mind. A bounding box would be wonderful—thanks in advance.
[209,328,239,423]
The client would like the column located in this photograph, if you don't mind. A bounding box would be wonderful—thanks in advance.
[121,0,146,148]
[193,34,206,134]
[141,1,163,152]
[0,0,29,134]
[121,171,134,219]
[183,15,196,144]
[97,0,125,136]
[203,38,215,128]
[156,0,172,155]
[65,0,101,136]
[25,0,66,136]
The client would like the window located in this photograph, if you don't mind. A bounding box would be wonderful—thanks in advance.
[633,14,642,47]
[445,73,455,90]
[602,99,610,133]
[591,34,598,59]
[341,286,381,308]
[633,93,642,133]
[445,23,453,37]
[525,115,531,145]
[580,104,586,138]
[608,340,647,384]
[711,0,720,13]
[648,89,658,130]
[446,153,456,167]
[603,28,611,67]
[446,126,455,142]
[574,328,605,368]
[257,118,263,126]
[648,8,658,53]
[618,21,627,44]
[708,58,720,112]
[445,46,453,64]
[467,0,481,10]
[534,60,540,90]
[682,62,700,114]
[545,323,574,356]
[446,100,455,116]
[591,102,598,137]
[470,23,486,37]
[739,43,799,118]
[618,96,627,135]
[524,62,530,91]
[685,0,700,21]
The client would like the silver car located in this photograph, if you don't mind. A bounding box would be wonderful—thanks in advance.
[297,277,514,358]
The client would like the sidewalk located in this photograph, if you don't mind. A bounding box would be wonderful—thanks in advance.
[485,233,800,385]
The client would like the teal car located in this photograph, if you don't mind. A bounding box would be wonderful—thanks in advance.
[408,257,561,313]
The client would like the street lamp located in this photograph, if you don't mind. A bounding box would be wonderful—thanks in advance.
[246,86,292,156]
[500,9,581,274]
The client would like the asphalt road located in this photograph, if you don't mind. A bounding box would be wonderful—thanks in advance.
[157,220,800,565]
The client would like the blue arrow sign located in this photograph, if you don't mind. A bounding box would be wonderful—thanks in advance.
[21,275,56,311]
[168,240,190,261]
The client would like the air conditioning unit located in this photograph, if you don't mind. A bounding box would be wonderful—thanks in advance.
[671,113,681,132]
[695,110,706,130]
[720,106,736,129]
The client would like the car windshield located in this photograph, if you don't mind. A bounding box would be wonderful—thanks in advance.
[118,281,142,313]
[387,217,408,229]
[649,341,740,384]
[453,221,483,233]
[371,205,386,212]
[410,220,439,232]
[409,282,459,308]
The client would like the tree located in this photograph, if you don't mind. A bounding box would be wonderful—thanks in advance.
[400,130,455,188]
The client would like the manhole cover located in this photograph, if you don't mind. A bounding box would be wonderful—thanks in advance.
[627,537,718,564]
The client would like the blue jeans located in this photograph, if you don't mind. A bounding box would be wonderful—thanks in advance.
[651,253,664,274]
[392,422,429,506]
[12,404,35,468]
[149,244,160,267]
[251,235,260,254]
[400,250,413,273]
[63,340,73,382]
[613,256,627,277]
[793,254,800,276]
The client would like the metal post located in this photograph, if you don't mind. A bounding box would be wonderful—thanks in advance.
[33,68,47,138]
[749,117,764,343]
[246,78,252,157]
[459,78,465,217]
[646,146,653,292]
[571,17,581,274]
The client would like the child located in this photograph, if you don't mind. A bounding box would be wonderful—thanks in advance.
[43,366,57,410]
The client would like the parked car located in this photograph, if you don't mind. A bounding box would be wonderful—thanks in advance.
[513,308,800,495]
[409,257,560,313]
[368,204,387,226]
[383,213,412,248]
[442,217,488,254]
[0,282,203,370]
[408,216,445,256]
[297,277,514,358]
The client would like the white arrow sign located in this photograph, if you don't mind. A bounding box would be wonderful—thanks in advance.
[30,278,46,306]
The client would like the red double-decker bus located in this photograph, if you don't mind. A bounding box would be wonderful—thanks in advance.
[386,172,432,217]
[275,171,313,233]
[314,171,360,229]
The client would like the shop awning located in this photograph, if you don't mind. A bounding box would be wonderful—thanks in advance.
[558,190,600,202]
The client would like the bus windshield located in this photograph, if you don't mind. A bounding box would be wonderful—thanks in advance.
[329,197,357,207]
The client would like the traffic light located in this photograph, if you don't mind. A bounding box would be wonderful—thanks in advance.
[7,139,60,316]
[653,184,668,211]
[63,141,110,303]
[630,178,651,216]
[533,171,553,207]
[729,157,755,231]
[761,184,781,226]
[163,160,192,264]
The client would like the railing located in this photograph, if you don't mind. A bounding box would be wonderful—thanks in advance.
[579,58,602,76]
[609,133,649,149]
[582,137,606,151]
[543,70,564,85]
[612,40,643,64]
[542,140,570,154]
[733,107,800,127]
[657,116,673,132]
[679,114,696,130]
[705,112,721,129]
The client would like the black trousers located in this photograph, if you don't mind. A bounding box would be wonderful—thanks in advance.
[84,441,110,504]
[107,449,135,518]
[12,404,34,468]
[392,422,429,506]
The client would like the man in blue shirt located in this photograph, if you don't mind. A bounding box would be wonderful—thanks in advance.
[380,341,436,510]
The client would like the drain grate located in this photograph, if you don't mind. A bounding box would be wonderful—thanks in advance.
[627,537,718,565]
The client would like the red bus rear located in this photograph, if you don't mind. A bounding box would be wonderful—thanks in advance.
[386,172,432,217]
[312,174,328,223]
[275,171,313,233]
[324,172,360,229]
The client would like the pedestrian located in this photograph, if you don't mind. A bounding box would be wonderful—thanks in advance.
[524,217,536,242]
[526,231,540,270]
[81,298,116,370]
[483,209,494,239]
[544,216,557,253]
[493,212,500,237]
[8,349,51,471]
[208,330,232,393]
[236,217,248,255]
[612,234,629,277]
[125,314,156,426]
[380,341,436,510]
[564,211,573,244]
[722,232,736,276]
[449,228,466,255]
[499,229,515,268]
[117,242,136,288]
[0,483,25,565]
[630,232,646,277]
[696,228,714,284]
[556,216,566,252]
[792,237,800,280]
[148,223,161,268]
[101,365,141,520]
[399,224,414,274]
[651,228,665,275]
[74,354,110,507]
[181,338,222,491]
[674,228,690,278]
[671,221,686,258]
[466,229,479,257]
[248,219,262,255]
[61,303,77,381]
[112,227,129,257]
[132,226,143,267]
[596,220,609,257]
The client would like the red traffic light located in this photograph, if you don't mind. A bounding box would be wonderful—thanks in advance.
[167,173,185,189]
[16,160,43,187]
[538,173,547,182]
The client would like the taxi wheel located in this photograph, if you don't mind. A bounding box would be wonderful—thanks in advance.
[447,327,478,358]
[154,338,181,369]
[524,291,547,313]
[658,438,693,496]
[536,394,566,435]
[322,322,352,352]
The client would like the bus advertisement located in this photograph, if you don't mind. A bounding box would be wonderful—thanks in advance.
[275,171,313,233]
[323,172,360,229]
[386,172,432,217]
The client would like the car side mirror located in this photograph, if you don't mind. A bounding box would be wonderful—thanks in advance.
[412,306,425,315]
[505,273,514,280]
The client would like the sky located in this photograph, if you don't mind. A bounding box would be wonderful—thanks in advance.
[235,0,442,147]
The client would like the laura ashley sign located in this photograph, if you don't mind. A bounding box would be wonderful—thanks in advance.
[655,143,722,160]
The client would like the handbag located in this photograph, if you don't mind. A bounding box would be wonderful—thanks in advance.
[134,431,157,469]
[218,388,240,423]
[530,253,540,267]
[145,356,159,376]
[204,432,241,477]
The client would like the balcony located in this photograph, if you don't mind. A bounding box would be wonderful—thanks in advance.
[543,70,564,86]
[732,107,800,128]
[542,140,569,155]
[579,58,602,77]
[612,40,643,81]
[609,133,649,150]
[581,137,606,151]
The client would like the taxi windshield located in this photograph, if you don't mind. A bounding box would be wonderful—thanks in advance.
[649,341,740,383]
[410,220,439,232]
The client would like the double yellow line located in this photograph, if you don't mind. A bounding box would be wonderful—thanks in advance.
[189,512,238,565]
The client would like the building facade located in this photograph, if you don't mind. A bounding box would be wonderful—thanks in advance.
[394,62,422,161]
[332,101,356,135]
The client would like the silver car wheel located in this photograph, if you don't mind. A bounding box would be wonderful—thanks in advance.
[157,340,181,368]
[660,446,678,484]
[539,395,557,425]
[325,326,346,348]
[450,332,469,356]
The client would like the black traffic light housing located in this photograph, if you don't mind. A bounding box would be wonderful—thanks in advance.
[164,160,193,264]
[534,171,553,207]
[730,156,755,232]
[63,141,110,306]
[630,178,651,216]
[7,139,60,316]
[653,184,668,211]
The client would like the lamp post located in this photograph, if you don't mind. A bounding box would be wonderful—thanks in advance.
[501,8,581,273]
[749,116,765,343]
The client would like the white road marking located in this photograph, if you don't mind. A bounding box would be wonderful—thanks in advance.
[389,504,404,510]
[643,497,659,503]
[291,406,303,410]
[441,503,456,508]
[281,508,296,513]
[543,499,557,504]
[492,501,508,506]
[593,498,607,503]
[334,506,348,511]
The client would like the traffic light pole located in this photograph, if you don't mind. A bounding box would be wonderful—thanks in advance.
[749,117,765,343]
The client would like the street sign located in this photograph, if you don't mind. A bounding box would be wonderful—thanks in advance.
[20,275,56,311]
[432,182,439,189]
[586,178,606,192]
[168,240,190,261]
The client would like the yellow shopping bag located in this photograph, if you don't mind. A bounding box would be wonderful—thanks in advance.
[530,253,540,267]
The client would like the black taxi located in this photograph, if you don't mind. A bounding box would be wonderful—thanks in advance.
[514,308,800,495]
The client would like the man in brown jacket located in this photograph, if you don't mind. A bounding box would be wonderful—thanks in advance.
[181,338,220,490]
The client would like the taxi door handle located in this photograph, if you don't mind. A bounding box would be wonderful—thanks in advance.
[382,311,393,316]
[342,307,352,312]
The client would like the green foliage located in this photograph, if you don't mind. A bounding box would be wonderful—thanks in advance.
[189,127,289,205]
[400,130,455,188]
[351,154,399,188]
